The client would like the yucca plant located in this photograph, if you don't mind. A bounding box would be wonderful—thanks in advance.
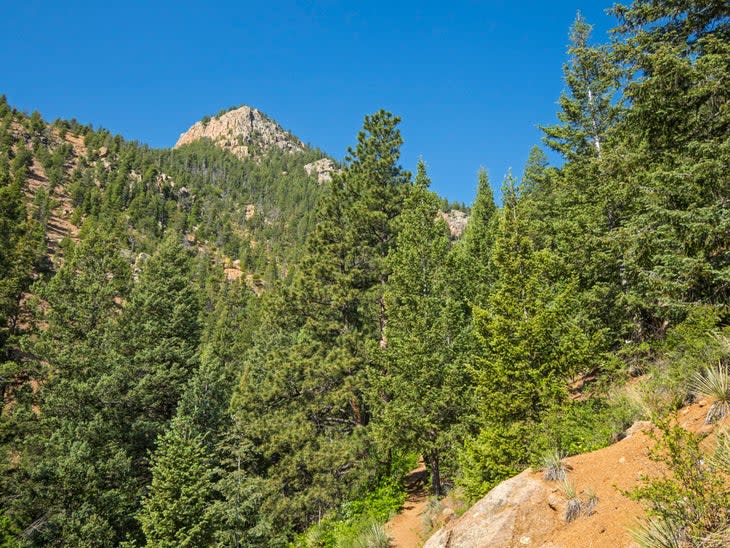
[541,449,567,481]
[353,523,391,548]
[561,477,582,522]
[710,428,730,473]
[690,363,730,423]
[583,488,599,516]
[629,517,685,548]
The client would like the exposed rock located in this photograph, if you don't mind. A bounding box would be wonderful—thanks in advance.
[245,204,256,220]
[175,105,306,160]
[304,157,337,183]
[439,209,469,238]
[425,470,555,548]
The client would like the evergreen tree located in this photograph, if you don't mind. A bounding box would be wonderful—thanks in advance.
[229,110,409,538]
[375,160,467,496]
[607,0,730,333]
[5,226,136,546]
[461,176,595,498]
[114,236,202,469]
[542,12,622,160]
[459,167,497,304]
[138,418,216,548]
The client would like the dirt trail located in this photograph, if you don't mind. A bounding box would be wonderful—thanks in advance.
[386,463,430,547]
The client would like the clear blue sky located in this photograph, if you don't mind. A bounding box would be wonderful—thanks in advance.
[1,1,615,205]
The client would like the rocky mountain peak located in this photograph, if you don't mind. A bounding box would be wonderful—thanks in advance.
[174,105,306,160]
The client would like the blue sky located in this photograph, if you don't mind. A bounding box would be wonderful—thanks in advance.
[1,1,616,205]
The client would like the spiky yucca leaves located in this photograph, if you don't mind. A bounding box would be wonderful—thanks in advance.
[541,449,568,481]
[691,364,730,423]
[561,478,582,522]
[630,517,684,548]
[353,522,390,548]
[710,428,730,473]
[583,488,599,516]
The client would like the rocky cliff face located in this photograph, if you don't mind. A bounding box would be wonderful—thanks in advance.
[174,105,306,160]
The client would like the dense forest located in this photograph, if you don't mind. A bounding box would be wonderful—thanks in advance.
[1,1,729,546]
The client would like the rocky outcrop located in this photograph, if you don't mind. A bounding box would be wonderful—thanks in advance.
[425,470,556,548]
[439,209,469,238]
[175,105,306,160]
[304,157,337,184]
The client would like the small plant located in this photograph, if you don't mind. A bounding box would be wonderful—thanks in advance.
[626,420,730,546]
[541,449,567,481]
[709,427,730,473]
[629,517,684,548]
[561,477,582,522]
[352,522,391,548]
[420,497,441,531]
[583,488,598,516]
[690,363,730,423]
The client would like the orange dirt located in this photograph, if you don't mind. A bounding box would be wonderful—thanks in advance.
[387,463,430,547]
[398,400,727,548]
[544,399,725,548]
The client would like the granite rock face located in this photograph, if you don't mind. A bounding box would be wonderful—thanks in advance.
[424,470,556,548]
[304,157,337,184]
[175,105,306,160]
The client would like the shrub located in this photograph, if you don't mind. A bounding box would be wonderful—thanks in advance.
[626,420,730,546]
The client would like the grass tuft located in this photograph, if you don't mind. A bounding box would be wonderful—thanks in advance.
[560,478,582,522]
[352,522,391,548]
[541,449,567,481]
[583,488,599,516]
[690,363,730,423]
[629,517,684,548]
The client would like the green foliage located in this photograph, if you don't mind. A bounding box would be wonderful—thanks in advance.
[138,418,216,548]
[295,461,411,548]
[374,159,468,496]
[627,419,730,547]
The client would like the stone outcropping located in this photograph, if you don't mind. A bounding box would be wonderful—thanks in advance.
[425,470,555,548]
[175,105,306,160]
[439,209,469,238]
[304,157,337,184]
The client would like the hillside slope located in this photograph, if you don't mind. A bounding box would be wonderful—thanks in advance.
[422,401,727,548]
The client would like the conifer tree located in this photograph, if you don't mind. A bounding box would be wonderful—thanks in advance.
[607,0,730,333]
[459,167,497,304]
[138,418,216,548]
[461,176,594,498]
[375,160,467,496]
[229,110,409,537]
[115,236,202,467]
[6,226,137,545]
[542,12,622,161]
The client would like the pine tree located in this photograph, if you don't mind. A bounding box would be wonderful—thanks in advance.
[461,176,595,498]
[229,110,409,537]
[138,418,216,548]
[375,160,468,496]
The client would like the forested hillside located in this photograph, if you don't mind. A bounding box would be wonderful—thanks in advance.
[1,1,728,546]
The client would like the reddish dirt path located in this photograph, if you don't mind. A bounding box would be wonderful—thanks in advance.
[386,463,430,547]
